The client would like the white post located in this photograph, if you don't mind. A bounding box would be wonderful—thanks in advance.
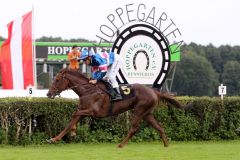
[43,62,47,73]
[218,84,227,101]
[27,85,34,97]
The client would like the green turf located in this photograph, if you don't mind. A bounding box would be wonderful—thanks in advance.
[0,141,239,160]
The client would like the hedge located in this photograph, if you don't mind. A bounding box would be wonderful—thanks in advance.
[0,97,240,145]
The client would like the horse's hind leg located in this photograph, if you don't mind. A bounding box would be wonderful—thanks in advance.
[118,113,142,148]
[144,114,169,147]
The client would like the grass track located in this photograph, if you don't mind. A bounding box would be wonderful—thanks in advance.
[0,141,239,160]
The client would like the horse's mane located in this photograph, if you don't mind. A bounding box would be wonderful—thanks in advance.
[58,68,107,87]
[59,68,89,80]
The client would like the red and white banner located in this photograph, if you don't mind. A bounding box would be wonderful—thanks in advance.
[0,11,34,89]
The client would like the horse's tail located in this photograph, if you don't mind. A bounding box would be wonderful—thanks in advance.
[154,90,184,110]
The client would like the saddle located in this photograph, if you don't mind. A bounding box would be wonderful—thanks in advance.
[100,80,135,102]
[99,80,135,115]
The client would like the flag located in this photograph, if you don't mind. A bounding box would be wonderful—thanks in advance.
[0,11,34,89]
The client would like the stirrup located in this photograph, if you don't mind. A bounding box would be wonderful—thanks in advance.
[112,94,122,101]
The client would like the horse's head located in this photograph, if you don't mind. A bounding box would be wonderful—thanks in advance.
[47,71,70,99]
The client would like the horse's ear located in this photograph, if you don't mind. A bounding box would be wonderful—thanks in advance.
[61,69,68,75]
[55,75,60,80]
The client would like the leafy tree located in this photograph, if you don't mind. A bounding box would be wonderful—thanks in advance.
[182,43,206,57]
[204,44,222,73]
[36,36,96,43]
[219,45,236,63]
[172,51,219,96]
[230,46,240,62]
[36,36,63,42]
[222,61,240,95]
[176,43,240,96]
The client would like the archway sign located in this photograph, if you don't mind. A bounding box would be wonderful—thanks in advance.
[95,3,183,88]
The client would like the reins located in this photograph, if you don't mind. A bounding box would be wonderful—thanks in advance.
[55,74,112,97]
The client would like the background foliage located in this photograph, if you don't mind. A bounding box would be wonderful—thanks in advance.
[0,97,239,145]
[173,43,240,96]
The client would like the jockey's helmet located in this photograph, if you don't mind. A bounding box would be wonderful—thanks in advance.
[79,49,89,60]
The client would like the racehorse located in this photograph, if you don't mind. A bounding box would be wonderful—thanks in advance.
[46,68,185,148]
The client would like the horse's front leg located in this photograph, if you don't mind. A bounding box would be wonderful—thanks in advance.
[47,109,91,143]
[70,123,77,137]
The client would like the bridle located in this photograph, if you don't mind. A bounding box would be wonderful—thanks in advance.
[50,76,89,96]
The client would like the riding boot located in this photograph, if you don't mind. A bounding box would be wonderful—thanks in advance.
[113,87,123,101]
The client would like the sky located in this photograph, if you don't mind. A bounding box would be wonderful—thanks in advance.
[0,0,239,46]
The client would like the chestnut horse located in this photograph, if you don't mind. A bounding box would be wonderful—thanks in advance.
[47,69,184,148]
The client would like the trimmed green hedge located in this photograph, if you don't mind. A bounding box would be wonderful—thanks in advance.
[0,97,240,145]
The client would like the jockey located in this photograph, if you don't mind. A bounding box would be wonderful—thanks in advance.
[80,49,122,100]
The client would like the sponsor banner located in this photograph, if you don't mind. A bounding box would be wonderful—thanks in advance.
[35,42,112,60]
[112,24,172,87]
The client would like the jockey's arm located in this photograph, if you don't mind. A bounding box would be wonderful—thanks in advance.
[91,71,107,81]
[89,71,107,84]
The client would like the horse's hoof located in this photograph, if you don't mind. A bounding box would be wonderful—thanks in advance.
[117,144,124,148]
[70,132,77,137]
[184,102,193,110]
[164,144,169,147]
[46,138,54,144]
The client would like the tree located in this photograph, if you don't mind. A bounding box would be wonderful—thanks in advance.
[182,42,206,57]
[36,36,63,42]
[204,44,223,74]
[36,36,96,43]
[222,61,240,95]
[219,45,236,63]
[172,51,219,96]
